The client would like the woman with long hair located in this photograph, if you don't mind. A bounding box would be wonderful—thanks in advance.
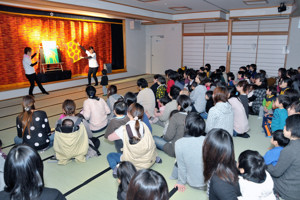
[203,129,241,199]
[126,169,169,200]
[81,86,111,133]
[15,95,53,151]
[0,144,65,199]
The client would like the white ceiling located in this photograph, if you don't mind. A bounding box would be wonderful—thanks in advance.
[100,0,295,14]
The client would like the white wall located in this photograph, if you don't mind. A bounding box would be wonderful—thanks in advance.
[286,17,300,68]
[145,23,182,74]
[0,19,146,100]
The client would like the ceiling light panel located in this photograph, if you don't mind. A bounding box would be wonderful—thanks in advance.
[169,6,192,11]
[243,0,268,5]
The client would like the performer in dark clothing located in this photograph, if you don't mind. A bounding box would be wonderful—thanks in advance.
[23,47,49,96]
[77,43,99,86]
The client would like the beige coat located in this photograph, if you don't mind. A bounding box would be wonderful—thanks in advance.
[54,123,89,165]
[121,122,157,170]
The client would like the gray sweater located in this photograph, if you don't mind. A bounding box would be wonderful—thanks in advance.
[190,85,207,113]
[163,112,187,157]
[267,139,300,200]
[206,102,234,136]
[174,136,206,188]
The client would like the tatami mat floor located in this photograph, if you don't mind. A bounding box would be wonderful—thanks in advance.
[0,74,271,200]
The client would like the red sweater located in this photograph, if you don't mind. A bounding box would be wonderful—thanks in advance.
[167,80,175,93]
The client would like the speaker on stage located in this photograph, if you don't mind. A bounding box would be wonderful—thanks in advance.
[104,63,112,73]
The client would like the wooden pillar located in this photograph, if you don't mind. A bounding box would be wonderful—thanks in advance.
[226,19,233,73]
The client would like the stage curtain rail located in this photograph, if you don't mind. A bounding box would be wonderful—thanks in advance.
[0,12,112,87]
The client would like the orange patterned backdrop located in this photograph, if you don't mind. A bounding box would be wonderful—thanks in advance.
[0,12,112,87]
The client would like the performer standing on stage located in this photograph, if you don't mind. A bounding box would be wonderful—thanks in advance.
[23,47,49,96]
[77,43,99,86]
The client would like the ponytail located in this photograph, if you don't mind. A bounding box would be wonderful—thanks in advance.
[128,103,144,140]
[19,95,35,136]
[134,119,141,139]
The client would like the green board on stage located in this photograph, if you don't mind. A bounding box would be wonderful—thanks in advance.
[42,41,59,64]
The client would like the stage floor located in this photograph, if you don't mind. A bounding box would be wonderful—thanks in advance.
[0,74,271,200]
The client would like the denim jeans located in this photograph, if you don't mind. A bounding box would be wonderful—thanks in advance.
[200,112,208,120]
[153,136,167,151]
[114,140,123,153]
[107,152,122,169]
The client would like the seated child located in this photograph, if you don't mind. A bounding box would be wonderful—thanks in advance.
[116,161,137,200]
[200,90,213,120]
[237,71,245,81]
[150,74,161,97]
[264,130,289,166]
[151,96,171,124]
[107,85,122,120]
[190,81,198,92]
[227,72,236,86]
[259,86,277,118]
[263,95,289,137]
[156,76,167,99]
[238,150,276,200]
[104,100,129,153]
[279,77,291,95]
[287,101,300,116]
[236,80,249,118]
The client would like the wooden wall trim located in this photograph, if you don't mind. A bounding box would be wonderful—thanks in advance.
[226,19,233,73]
[183,32,228,36]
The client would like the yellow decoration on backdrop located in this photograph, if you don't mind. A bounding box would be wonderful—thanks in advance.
[66,40,81,63]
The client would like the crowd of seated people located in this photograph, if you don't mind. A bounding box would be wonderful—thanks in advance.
[1,64,300,200]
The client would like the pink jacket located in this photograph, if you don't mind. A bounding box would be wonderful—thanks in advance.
[82,98,111,131]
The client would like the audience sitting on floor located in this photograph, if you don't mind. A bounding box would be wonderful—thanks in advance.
[4,63,300,199]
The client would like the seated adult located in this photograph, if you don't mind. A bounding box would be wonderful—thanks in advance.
[267,115,300,200]
[171,112,206,192]
[206,87,234,136]
[126,169,169,200]
[15,95,53,151]
[81,86,110,133]
[190,72,207,117]
[0,144,65,200]
[136,78,156,117]
[107,103,157,174]
[155,86,181,127]
[153,95,192,157]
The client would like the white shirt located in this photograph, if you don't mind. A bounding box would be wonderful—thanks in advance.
[22,54,35,75]
[86,50,99,68]
[115,120,144,141]
[238,171,276,200]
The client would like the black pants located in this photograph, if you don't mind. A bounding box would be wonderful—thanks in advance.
[26,73,46,95]
[88,67,98,85]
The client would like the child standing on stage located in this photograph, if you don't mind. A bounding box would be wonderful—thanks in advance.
[101,69,108,96]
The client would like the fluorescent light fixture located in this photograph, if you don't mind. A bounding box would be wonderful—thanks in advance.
[243,0,268,5]
[169,6,192,11]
